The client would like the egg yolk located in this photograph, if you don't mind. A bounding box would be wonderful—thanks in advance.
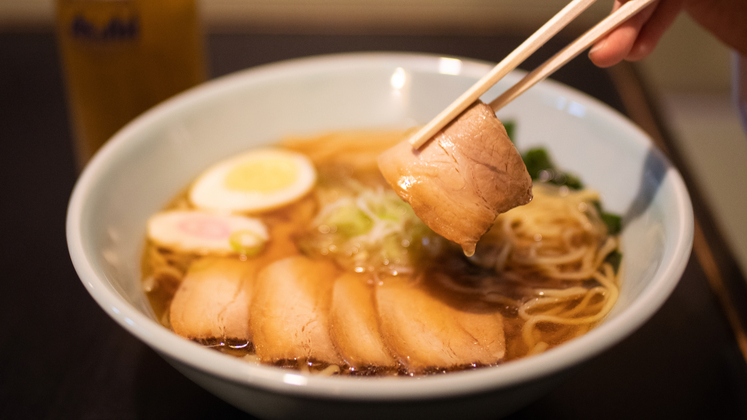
[224,158,298,193]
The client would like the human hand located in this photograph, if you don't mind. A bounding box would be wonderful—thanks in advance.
[589,0,747,68]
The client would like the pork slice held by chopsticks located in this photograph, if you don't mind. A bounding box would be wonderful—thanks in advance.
[378,100,532,257]
[170,257,259,342]
[383,0,663,256]
[250,255,343,365]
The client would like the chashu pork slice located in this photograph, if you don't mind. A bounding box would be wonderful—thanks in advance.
[170,257,259,342]
[378,100,532,256]
[329,273,397,370]
[250,256,343,365]
[169,220,298,344]
[376,275,505,373]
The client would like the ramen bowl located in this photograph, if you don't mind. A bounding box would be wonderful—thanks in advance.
[67,53,693,419]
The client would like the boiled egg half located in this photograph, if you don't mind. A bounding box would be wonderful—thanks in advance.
[189,148,316,213]
[147,210,268,256]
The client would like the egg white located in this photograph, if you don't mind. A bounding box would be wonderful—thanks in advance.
[189,148,316,213]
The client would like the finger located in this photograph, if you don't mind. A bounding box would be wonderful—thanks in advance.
[589,0,660,68]
[626,0,685,61]
[588,0,625,68]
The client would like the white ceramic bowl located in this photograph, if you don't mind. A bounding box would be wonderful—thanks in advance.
[67,52,693,419]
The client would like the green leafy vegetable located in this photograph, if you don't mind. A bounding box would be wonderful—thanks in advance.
[522,148,553,179]
[503,120,516,141]
[504,123,582,189]
[603,250,623,274]
[521,147,584,190]
[592,201,622,235]
[600,213,622,235]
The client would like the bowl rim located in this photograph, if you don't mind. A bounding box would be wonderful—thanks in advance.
[67,51,694,401]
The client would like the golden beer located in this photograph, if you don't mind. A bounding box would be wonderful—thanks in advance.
[56,0,207,168]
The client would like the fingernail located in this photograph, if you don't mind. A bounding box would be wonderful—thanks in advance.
[589,38,607,56]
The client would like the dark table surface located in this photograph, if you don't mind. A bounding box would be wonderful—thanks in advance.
[2,32,747,419]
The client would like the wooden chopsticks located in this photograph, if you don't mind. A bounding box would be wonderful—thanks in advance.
[409,0,657,149]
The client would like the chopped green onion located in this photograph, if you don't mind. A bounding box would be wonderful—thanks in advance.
[229,229,265,256]
[324,205,373,237]
[368,195,411,221]
[301,187,444,275]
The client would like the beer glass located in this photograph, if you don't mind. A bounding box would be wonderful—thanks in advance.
[56,0,207,168]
